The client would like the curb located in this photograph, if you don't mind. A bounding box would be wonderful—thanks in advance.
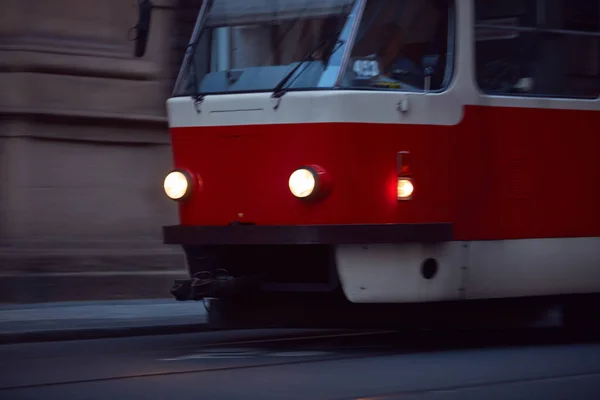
[0,323,213,345]
[0,273,187,303]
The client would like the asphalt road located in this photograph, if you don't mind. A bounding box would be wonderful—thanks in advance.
[1,329,599,399]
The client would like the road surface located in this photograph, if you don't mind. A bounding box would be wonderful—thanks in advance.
[1,328,599,399]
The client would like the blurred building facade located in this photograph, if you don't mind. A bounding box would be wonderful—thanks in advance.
[0,0,203,301]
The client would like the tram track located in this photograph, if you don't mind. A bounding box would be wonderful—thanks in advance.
[5,325,593,363]
[0,350,382,391]
[0,329,391,361]
[4,345,600,398]
[0,330,395,391]
[1,327,597,393]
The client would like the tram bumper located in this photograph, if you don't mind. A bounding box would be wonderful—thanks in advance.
[162,223,453,245]
[165,223,453,301]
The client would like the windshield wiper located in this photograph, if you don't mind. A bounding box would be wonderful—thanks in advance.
[189,41,204,113]
[271,37,345,100]
[271,53,315,100]
[185,0,215,112]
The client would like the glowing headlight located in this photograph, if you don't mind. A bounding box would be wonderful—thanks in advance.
[164,170,190,200]
[289,168,316,198]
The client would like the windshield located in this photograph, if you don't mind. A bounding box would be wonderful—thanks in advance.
[173,0,359,96]
[339,0,453,91]
[173,0,454,97]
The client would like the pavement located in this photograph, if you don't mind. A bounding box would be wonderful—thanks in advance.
[0,298,208,344]
[0,239,187,304]
[0,271,189,303]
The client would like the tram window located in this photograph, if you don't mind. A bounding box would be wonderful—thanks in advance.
[340,0,454,93]
[474,0,600,99]
[173,0,358,96]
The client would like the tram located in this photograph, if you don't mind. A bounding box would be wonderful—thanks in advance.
[133,0,600,329]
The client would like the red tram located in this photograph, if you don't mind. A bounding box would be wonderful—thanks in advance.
[134,0,600,329]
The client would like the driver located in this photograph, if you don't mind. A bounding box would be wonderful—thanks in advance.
[375,22,410,75]
[350,0,446,87]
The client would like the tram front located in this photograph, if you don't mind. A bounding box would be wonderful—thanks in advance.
[135,0,457,328]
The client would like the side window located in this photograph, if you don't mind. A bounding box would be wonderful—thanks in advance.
[474,0,600,99]
[340,0,453,92]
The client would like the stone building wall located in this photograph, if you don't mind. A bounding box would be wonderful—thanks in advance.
[0,0,202,302]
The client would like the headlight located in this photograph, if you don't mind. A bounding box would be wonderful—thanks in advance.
[289,168,316,198]
[288,165,331,200]
[164,170,191,200]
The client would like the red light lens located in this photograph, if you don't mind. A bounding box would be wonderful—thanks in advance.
[397,151,412,177]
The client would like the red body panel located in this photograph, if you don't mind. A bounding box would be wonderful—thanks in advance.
[171,105,600,241]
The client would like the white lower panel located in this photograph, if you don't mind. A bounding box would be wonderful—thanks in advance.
[335,242,465,303]
[335,237,600,304]
[465,237,600,300]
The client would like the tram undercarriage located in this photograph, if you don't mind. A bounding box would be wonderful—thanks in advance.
[167,239,600,333]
